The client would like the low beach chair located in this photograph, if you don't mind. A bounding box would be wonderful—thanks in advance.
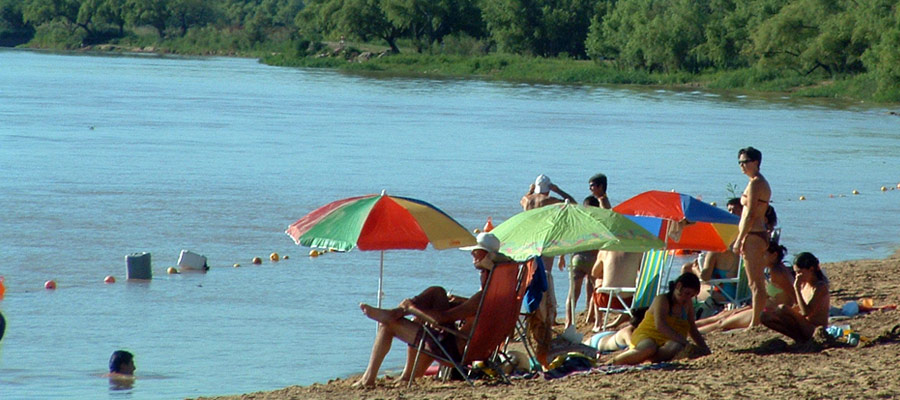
[409,261,528,386]
[594,249,672,330]
[707,258,750,309]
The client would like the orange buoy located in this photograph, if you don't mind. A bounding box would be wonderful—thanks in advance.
[309,249,320,257]
[44,280,57,290]
[0,276,6,299]
[252,257,262,264]
[167,267,179,274]
[104,276,116,284]
[483,217,494,232]
[282,255,289,260]
[270,252,280,262]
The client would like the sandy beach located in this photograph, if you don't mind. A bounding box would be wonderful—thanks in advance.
[197,250,900,400]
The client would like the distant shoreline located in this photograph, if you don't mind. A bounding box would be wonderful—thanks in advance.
[7,44,900,108]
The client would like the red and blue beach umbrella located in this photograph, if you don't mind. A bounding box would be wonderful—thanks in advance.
[613,190,740,252]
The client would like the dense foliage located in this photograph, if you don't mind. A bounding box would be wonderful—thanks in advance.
[2,0,898,101]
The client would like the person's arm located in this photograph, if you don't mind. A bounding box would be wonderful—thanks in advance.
[733,180,763,254]
[801,282,831,324]
[650,296,689,346]
[435,291,482,324]
[686,304,711,353]
[549,183,576,203]
[700,252,718,281]
[598,195,612,209]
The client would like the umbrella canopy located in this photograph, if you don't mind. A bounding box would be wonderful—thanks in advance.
[286,191,476,307]
[490,202,665,262]
[613,190,740,252]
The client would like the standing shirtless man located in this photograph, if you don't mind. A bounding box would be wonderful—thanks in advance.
[520,174,576,328]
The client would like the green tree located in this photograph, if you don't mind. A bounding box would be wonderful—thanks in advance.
[382,0,484,52]
[299,0,403,53]
[22,0,78,27]
[125,0,170,38]
[168,0,216,37]
[749,0,874,76]
[482,0,594,57]
[595,0,709,72]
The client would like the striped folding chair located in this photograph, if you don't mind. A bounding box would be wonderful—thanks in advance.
[594,249,673,330]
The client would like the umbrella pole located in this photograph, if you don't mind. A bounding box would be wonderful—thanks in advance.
[377,250,385,308]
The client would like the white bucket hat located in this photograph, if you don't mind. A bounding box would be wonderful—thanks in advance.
[461,232,501,254]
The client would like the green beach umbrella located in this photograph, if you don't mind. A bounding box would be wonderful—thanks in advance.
[491,202,665,262]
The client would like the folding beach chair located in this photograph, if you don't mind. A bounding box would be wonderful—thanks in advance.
[594,249,673,330]
[409,261,528,386]
[707,258,750,309]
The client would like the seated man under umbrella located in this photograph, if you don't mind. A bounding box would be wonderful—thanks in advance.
[353,232,513,388]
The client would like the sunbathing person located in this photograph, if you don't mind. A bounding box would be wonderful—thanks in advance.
[697,241,794,333]
[610,273,710,365]
[761,252,830,342]
[583,308,647,353]
[353,232,512,388]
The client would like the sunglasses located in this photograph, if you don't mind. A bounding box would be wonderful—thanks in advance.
[737,159,755,165]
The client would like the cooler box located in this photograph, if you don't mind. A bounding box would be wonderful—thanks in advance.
[178,250,207,271]
[126,252,152,280]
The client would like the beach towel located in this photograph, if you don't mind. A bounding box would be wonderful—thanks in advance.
[543,358,673,380]
[524,256,548,313]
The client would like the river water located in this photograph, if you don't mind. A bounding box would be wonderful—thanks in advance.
[0,48,898,399]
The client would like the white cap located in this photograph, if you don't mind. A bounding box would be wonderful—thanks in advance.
[461,232,501,254]
[535,174,551,194]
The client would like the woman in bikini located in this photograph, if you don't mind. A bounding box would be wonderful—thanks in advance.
[610,273,710,365]
[697,240,794,333]
[762,252,830,342]
[733,146,772,328]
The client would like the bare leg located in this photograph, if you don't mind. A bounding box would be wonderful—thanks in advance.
[652,340,685,362]
[742,235,768,327]
[565,270,585,327]
[762,306,816,342]
[584,278,595,324]
[355,306,425,387]
[398,346,436,385]
[611,339,657,365]
[699,307,752,333]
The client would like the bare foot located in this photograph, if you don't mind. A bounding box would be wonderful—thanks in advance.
[351,379,374,389]
[359,303,403,323]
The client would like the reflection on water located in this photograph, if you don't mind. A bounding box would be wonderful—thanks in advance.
[0,48,898,399]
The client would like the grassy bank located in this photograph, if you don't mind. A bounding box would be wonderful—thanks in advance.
[263,50,897,105]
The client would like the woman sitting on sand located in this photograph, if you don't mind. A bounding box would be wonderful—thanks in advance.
[762,252,830,342]
[583,308,646,352]
[697,240,794,333]
[610,273,710,365]
[353,233,512,388]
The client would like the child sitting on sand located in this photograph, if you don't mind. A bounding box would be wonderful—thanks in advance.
[583,308,646,352]
[761,252,830,342]
[610,273,710,365]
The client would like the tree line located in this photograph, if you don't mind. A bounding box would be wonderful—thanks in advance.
[2,0,898,99]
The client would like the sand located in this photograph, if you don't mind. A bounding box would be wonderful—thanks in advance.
[196,250,900,400]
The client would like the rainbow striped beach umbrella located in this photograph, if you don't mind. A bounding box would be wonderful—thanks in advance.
[613,190,740,252]
[286,191,475,307]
